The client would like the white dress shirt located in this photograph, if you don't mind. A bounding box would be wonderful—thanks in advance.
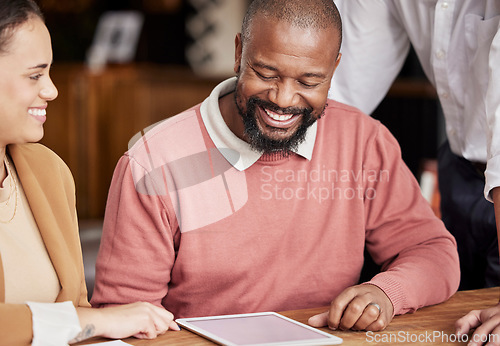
[329,0,500,200]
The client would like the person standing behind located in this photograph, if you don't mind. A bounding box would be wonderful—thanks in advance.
[328,0,500,343]
[0,0,179,345]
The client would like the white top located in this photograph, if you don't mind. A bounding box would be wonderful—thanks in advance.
[0,159,60,304]
[329,0,500,200]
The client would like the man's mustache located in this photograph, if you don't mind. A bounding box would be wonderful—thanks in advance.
[249,97,311,117]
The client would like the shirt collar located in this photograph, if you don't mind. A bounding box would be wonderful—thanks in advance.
[201,77,317,171]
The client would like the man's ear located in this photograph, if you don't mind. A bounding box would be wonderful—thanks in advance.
[234,33,243,74]
[332,52,342,74]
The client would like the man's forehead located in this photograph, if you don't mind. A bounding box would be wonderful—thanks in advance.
[249,15,336,40]
[245,16,338,56]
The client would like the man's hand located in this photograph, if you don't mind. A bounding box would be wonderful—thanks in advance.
[308,284,394,331]
[455,304,500,346]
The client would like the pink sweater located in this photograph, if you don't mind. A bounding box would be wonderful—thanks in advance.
[91,99,459,318]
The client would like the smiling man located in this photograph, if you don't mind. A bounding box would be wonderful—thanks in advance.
[92,0,460,333]
[221,2,340,155]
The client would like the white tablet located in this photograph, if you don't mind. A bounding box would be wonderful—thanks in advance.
[175,311,343,345]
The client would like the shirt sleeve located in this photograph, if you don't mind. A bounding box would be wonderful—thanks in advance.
[26,301,81,346]
[330,0,410,115]
[362,124,460,315]
[90,155,177,309]
[484,21,500,200]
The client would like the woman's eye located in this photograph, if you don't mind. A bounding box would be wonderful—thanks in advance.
[30,74,42,81]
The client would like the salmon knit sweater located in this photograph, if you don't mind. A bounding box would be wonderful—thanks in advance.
[91,79,459,319]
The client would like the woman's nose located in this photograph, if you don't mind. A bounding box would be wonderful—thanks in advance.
[40,76,58,101]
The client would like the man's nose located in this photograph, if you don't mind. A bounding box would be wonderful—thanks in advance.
[267,80,300,109]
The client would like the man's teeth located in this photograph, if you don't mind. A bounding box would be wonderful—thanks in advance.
[28,109,46,116]
[265,109,294,121]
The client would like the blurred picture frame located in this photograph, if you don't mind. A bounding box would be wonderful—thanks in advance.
[87,11,144,71]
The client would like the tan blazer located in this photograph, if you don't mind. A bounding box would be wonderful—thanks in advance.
[0,143,89,346]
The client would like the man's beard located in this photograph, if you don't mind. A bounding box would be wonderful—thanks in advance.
[234,92,321,156]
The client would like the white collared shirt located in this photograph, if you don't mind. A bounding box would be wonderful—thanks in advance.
[329,0,500,200]
[201,77,317,171]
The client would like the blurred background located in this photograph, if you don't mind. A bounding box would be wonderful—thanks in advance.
[36,0,443,220]
[35,0,444,298]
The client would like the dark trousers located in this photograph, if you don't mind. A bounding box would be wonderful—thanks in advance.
[438,141,500,290]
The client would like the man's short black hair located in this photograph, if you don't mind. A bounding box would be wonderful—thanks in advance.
[241,0,342,52]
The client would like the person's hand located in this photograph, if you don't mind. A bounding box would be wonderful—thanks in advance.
[74,302,179,342]
[99,302,180,339]
[455,304,500,346]
[308,284,393,331]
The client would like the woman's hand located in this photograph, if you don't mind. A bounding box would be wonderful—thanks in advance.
[72,302,179,343]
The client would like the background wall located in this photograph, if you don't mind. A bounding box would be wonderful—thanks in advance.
[40,0,188,64]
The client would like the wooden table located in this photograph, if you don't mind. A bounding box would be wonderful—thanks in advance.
[78,287,499,345]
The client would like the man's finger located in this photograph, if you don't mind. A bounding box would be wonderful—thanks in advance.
[308,311,329,328]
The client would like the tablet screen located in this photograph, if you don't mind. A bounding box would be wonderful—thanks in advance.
[176,312,342,345]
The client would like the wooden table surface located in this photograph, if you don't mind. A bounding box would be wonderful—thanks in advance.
[78,287,499,345]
